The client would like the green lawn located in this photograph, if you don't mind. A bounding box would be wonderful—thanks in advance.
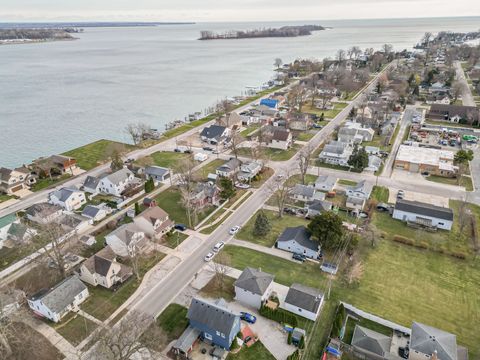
[332,239,480,357]
[62,139,135,170]
[296,130,318,142]
[250,167,274,188]
[286,174,317,186]
[337,179,357,186]
[155,187,216,227]
[81,253,166,321]
[54,314,98,346]
[240,124,261,137]
[227,341,276,360]
[221,245,328,290]
[302,102,349,119]
[426,175,474,191]
[0,194,13,203]
[142,151,191,168]
[236,210,308,247]
[30,174,71,192]
[200,275,236,301]
[264,144,301,161]
[195,159,225,180]
[371,186,389,203]
[164,231,189,248]
[343,315,392,344]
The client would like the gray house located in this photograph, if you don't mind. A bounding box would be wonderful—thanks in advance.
[283,283,324,321]
[234,267,274,309]
[291,184,324,202]
[351,326,392,358]
[314,175,337,192]
[200,125,229,145]
[145,166,170,183]
[216,158,242,178]
[306,200,333,217]
[275,226,321,259]
[410,322,463,360]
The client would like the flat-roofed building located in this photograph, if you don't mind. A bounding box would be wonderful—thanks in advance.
[394,145,457,177]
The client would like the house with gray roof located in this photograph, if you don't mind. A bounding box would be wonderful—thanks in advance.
[237,161,262,182]
[351,326,392,358]
[306,200,333,218]
[319,141,353,166]
[291,184,325,202]
[105,223,146,257]
[234,267,274,309]
[282,283,324,321]
[83,175,101,194]
[314,175,337,192]
[49,187,86,211]
[81,204,110,223]
[145,166,170,183]
[393,199,453,230]
[98,168,135,197]
[216,158,242,178]
[275,226,321,259]
[181,297,241,351]
[346,180,373,200]
[0,166,33,195]
[25,202,63,224]
[410,322,465,360]
[200,125,229,145]
[27,276,89,323]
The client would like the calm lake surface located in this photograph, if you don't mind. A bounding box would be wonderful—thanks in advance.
[1,17,479,168]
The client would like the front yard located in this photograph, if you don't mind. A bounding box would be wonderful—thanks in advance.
[426,174,474,191]
[200,275,236,301]
[31,174,72,192]
[140,151,191,168]
[53,313,98,346]
[226,341,275,360]
[194,159,225,180]
[302,102,349,119]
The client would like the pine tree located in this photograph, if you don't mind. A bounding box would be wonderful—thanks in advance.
[287,331,292,345]
[298,336,305,349]
[219,177,236,200]
[348,144,369,171]
[134,202,141,216]
[253,211,271,236]
[145,178,155,193]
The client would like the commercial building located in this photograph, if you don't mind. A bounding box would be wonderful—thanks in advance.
[394,145,457,177]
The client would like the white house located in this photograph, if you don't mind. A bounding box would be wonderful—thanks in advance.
[282,283,324,321]
[237,161,262,182]
[0,214,18,249]
[105,223,146,257]
[393,199,454,230]
[314,175,337,192]
[81,204,110,223]
[145,166,170,183]
[25,203,63,224]
[275,226,321,259]
[267,129,293,150]
[291,184,325,202]
[49,188,86,211]
[319,141,352,166]
[133,206,174,240]
[0,166,33,195]
[98,168,135,197]
[345,180,373,200]
[216,158,242,178]
[234,267,274,309]
[27,276,89,323]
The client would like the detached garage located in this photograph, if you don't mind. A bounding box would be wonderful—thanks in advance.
[392,199,454,231]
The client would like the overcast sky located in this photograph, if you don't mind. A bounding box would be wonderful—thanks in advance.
[0,0,479,22]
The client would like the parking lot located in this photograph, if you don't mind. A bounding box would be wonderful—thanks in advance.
[387,187,450,207]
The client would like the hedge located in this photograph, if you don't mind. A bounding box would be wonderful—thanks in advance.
[259,305,298,327]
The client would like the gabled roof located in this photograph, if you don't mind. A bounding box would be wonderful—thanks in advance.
[200,125,227,139]
[50,188,80,202]
[351,326,391,356]
[29,276,87,314]
[217,158,242,172]
[308,200,333,212]
[0,167,12,182]
[272,129,290,141]
[315,175,337,187]
[7,223,29,240]
[103,168,133,186]
[145,166,169,176]
[83,175,100,190]
[285,283,323,313]
[82,205,103,219]
[277,226,318,252]
[395,199,453,221]
[292,184,316,198]
[0,214,17,229]
[26,203,62,217]
[187,298,239,336]
[234,267,274,296]
[137,206,169,224]
[410,322,457,360]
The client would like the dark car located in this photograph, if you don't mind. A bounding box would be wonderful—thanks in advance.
[174,224,187,231]
[292,253,306,262]
[244,336,253,344]
[240,312,257,324]
[174,148,182,153]
[184,149,193,154]
[203,146,214,151]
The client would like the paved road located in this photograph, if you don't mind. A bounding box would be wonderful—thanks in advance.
[454,61,476,107]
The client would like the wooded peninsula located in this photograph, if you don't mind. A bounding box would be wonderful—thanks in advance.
[0,28,81,44]
[199,25,326,40]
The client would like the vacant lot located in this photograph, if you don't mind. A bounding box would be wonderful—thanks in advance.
[62,139,135,170]
[140,151,191,168]
[226,341,275,360]
[54,313,98,346]
[303,102,349,119]
[9,322,63,360]
[200,275,236,301]
[236,210,308,247]
[194,159,225,180]
[31,174,71,192]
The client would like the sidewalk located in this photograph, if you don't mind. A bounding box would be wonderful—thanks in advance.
[229,238,295,261]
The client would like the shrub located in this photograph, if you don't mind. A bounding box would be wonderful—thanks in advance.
[449,251,467,260]
[415,241,429,250]
[287,331,292,345]
[287,350,300,360]
[298,336,305,349]
[259,305,298,327]
[393,235,415,246]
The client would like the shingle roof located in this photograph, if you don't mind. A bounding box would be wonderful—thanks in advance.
[285,283,323,313]
[234,267,274,296]
[30,276,87,314]
[83,175,100,190]
[410,322,457,360]
[0,168,12,182]
[50,188,78,202]
[277,226,318,252]
[273,129,290,141]
[315,175,336,187]
[351,326,391,356]
[187,298,239,336]
[145,166,169,177]
[137,206,169,224]
[107,223,142,246]
[82,205,102,219]
[395,199,453,221]
[25,203,62,217]
[104,168,133,186]
[292,184,315,198]
[308,200,333,212]
[200,125,227,140]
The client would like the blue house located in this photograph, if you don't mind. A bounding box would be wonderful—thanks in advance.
[186,297,240,350]
[260,98,279,109]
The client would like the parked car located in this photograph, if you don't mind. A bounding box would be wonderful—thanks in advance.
[213,241,225,252]
[184,149,193,154]
[203,146,214,151]
[313,123,323,129]
[204,252,215,262]
[174,148,182,153]
[235,182,251,189]
[397,190,405,199]
[229,225,241,235]
[292,253,306,262]
[421,171,430,176]
[174,224,187,231]
[240,312,257,324]
[376,203,390,212]
[244,336,253,344]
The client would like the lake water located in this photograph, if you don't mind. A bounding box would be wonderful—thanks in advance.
[1,17,479,168]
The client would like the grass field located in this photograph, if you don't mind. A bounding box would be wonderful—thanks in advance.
[238,145,300,162]
[194,159,225,180]
[31,174,71,192]
[200,275,236,301]
[54,314,98,346]
[226,341,276,360]
[236,210,308,247]
[164,231,189,248]
[337,179,357,186]
[370,186,389,203]
[0,194,13,203]
[155,187,216,227]
[302,102,349,119]
[426,174,474,191]
[62,139,135,170]
[142,151,191,168]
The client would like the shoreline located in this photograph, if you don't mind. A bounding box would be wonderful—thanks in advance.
[0,37,77,46]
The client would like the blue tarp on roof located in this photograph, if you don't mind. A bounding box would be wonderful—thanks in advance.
[260,98,279,109]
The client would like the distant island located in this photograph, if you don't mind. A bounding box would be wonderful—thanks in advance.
[0,28,81,45]
[199,25,326,40]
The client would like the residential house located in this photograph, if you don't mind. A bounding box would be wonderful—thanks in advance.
[145,166,170,183]
[427,104,480,125]
[25,203,63,224]
[133,206,174,240]
[287,112,311,131]
[282,283,324,321]
[48,188,86,211]
[255,105,278,117]
[6,222,36,246]
[83,175,101,194]
[105,223,147,257]
[98,168,135,197]
[338,122,375,144]
[259,98,279,109]
[410,322,463,360]
[291,184,325,202]
[237,161,262,182]
[351,326,392,358]
[200,125,230,145]
[346,196,367,212]
[33,155,77,175]
[364,146,380,155]
[276,226,321,259]
[394,145,457,177]
[217,113,243,128]
[27,276,89,323]
[429,81,449,95]
[319,141,353,166]
[0,167,33,195]
[306,200,333,218]
[0,214,18,249]
[314,175,337,192]
[78,246,132,289]
[393,199,454,230]
[81,204,110,223]
[365,155,382,172]
[216,158,242,178]
[184,297,241,350]
[56,213,90,234]
[267,129,293,150]
[426,94,451,105]
[234,267,274,309]
[191,183,221,208]
[346,180,373,200]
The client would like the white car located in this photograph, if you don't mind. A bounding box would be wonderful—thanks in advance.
[204,252,215,262]
[235,182,250,189]
[213,241,225,252]
[229,226,241,235]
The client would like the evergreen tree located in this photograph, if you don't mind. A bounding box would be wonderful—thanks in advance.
[134,202,141,216]
[308,212,345,250]
[348,144,369,171]
[219,177,236,200]
[145,178,155,193]
[253,211,271,236]
[287,331,292,345]
[298,336,305,349]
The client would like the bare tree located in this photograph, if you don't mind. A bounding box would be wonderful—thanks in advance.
[125,122,150,146]
[336,49,346,63]
[174,158,199,228]
[274,58,283,69]
[287,84,307,112]
[267,170,294,218]
[297,145,314,185]
[209,252,231,292]
[451,81,463,103]
[229,129,243,160]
